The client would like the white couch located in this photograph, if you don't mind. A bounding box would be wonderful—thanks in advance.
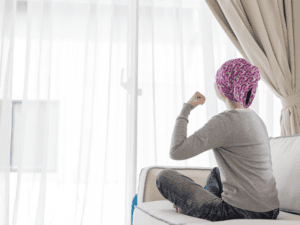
[132,133,300,224]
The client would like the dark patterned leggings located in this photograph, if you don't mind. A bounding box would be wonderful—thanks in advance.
[156,167,280,222]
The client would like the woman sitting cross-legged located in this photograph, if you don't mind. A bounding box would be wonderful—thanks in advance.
[156,58,280,222]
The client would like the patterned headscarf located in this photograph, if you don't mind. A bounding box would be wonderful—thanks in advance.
[215,58,260,108]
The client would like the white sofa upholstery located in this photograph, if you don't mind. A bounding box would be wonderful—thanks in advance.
[133,133,300,224]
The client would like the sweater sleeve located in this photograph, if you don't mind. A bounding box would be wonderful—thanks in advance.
[170,103,229,160]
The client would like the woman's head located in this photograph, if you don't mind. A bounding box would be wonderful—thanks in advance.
[215,58,260,109]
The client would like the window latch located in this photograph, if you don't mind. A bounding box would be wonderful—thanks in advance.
[120,68,142,96]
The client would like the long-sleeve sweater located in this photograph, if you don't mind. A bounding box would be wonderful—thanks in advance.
[170,103,280,212]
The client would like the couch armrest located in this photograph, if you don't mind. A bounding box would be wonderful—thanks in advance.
[136,165,215,206]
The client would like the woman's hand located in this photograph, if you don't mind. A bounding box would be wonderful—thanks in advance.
[187,91,206,109]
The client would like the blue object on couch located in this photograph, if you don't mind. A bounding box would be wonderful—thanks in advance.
[131,194,138,225]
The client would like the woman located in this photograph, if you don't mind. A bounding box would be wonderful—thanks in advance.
[156,58,280,221]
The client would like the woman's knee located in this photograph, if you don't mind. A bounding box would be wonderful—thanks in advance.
[156,168,173,182]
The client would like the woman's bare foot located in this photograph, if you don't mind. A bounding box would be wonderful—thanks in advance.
[173,203,183,213]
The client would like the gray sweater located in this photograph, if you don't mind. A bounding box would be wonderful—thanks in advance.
[170,103,280,212]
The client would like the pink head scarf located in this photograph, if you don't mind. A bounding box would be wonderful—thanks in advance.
[216,58,261,108]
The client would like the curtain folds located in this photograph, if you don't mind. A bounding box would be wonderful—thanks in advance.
[205,0,300,136]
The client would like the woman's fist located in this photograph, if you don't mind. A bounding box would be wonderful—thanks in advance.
[187,91,206,109]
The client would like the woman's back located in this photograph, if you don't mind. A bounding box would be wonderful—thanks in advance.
[213,109,280,212]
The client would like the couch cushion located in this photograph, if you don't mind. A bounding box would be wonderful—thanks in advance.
[195,220,300,225]
[134,200,210,224]
[270,133,300,215]
[133,200,300,225]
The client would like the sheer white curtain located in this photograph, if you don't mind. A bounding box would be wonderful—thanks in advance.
[0,0,283,225]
